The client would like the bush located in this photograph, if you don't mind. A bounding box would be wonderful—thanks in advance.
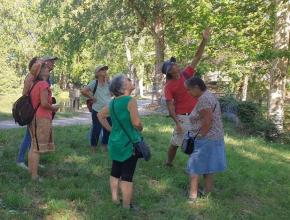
[219,96,279,140]
[219,95,239,114]
[237,101,278,140]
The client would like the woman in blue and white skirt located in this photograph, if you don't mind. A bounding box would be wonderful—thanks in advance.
[184,76,227,202]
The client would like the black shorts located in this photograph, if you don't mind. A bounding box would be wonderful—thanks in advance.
[111,155,138,182]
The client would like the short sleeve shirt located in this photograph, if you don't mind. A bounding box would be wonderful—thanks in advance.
[87,80,111,112]
[189,90,224,139]
[30,81,52,120]
[164,66,198,114]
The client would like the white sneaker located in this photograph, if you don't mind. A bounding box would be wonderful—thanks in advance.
[16,162,28,170]
[38,164,45,169]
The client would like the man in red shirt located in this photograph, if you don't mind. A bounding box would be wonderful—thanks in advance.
[162,27,211,167]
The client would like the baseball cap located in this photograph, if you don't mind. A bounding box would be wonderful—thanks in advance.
[42,56,58,61]
[161,57,176,75]
[95,65,109,73]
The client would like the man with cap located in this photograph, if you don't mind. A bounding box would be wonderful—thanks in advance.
[16,56,58,170]
[162,27,211,167]
[81,65,112,153]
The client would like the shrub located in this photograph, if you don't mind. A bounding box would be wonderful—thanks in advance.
[237,101,278,140]
[219,96,279,140]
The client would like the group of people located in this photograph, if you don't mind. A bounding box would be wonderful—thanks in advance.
[16,27,226,210]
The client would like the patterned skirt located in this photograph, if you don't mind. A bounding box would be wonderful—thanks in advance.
[29,117,54,153]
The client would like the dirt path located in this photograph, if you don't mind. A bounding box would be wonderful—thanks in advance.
[0,99,157,129]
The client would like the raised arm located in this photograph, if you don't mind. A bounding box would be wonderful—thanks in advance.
[190,27,211,69]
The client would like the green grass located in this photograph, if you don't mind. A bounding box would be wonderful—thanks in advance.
[0,116,290,219]
[0,94,19,121]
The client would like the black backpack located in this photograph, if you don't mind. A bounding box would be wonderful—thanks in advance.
[12,82,40,126]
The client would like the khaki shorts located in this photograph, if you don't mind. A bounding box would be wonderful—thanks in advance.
[170,115,191,147]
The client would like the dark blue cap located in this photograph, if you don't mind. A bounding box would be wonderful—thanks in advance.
[161,57,176,75]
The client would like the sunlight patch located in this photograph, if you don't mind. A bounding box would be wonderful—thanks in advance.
[148,179,168,193]
[235,148,262,161]
[64,155,89,164]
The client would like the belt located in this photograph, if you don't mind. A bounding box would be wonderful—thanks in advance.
[179,113,191,116]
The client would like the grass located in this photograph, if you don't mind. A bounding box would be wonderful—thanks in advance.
[0,115,290,219]
[0,94,19,121]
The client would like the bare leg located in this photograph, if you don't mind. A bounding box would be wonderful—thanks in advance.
[204,174,214,193]
[120,181,133,209]
[28,148,39,179]
[110,176,120,203]
[189,175,199,199]
[166,144,178,166]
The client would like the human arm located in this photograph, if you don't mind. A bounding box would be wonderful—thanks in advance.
[198,108,213,136]
[22,74,34,95]
[166,101,183,134]
[128,98,143,131]
[81,81,97,101]
[40,89,59,112]
[97,106,112,132]
[190,27,211,69]
[165,85,183,134]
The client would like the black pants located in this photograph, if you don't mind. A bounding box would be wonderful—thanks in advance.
[111,155,138,182]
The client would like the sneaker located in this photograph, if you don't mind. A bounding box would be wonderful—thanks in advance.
[38,164,45,169]
[31,176,44,183]
[16,162,28,170]
[165,162,173,167]
[129,204,140,212]
[198,189,205,197]
[187,197,198,204]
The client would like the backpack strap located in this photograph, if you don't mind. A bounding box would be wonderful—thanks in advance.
[29,81,44,151]
[92,80,98,96]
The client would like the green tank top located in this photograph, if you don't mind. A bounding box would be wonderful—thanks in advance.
[108,96,141,162]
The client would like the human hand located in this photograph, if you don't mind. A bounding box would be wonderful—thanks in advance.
[52,104,59,112]
[175,123,183,134]
[138,125,143,132]
[202,27,212,41]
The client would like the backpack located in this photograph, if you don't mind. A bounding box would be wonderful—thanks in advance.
[86,80,98,112]
[12,82,40,126]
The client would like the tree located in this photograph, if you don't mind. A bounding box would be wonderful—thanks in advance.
[268,0,290,133]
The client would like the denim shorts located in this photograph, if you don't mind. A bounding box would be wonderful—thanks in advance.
[187,138,227,175]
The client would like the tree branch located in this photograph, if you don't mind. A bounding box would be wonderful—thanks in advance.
[126,0,157,37]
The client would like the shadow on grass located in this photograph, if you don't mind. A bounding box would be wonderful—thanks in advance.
[0,116,290,219]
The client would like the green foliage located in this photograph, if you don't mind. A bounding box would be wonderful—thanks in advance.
[237,101,278,140]
[219,96,280,141]
[219,95,239,114]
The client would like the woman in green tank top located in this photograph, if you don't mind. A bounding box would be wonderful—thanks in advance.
[98,74,143,210]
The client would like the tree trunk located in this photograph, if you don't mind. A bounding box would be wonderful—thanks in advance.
[138,63,145,97]
[124,38,139,95]
[152,13,165,103]
[268,0,290,133]
[241,75,249,101]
